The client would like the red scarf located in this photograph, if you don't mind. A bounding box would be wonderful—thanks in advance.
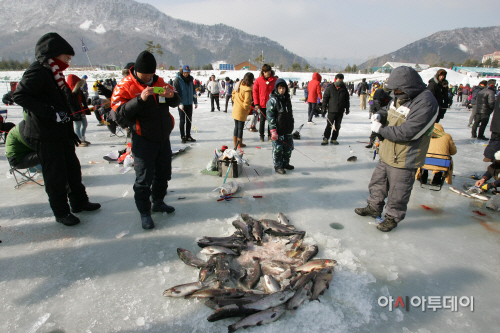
[47,58,70,90]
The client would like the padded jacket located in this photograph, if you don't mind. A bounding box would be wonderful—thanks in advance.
[111,68,180,143]
[253,74,277,108]
[476,86,496,115]
[13,33,75,141]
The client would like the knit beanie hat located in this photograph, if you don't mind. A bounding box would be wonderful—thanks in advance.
[487,79,496,86]
[134,51,156,74]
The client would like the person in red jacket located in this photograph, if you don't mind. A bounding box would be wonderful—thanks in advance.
[111,51,181,230]
[253,64,277,142]
[307,72,322,124]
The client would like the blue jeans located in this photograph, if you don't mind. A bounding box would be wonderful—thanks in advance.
[74,116,88,140]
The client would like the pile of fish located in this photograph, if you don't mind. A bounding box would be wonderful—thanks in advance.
[163,213,337,332]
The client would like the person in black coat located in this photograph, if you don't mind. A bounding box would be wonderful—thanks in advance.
[427,69,447,122]
[12,32,100,226]
[321,74,350,145]
[473,79,497,140]
[111,51,181,230]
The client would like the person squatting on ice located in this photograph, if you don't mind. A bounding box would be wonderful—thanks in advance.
[321,73,350,146]
[267,79,294,175]
[13,32,101,226]
[475,150,500,192]
[111,50,181,230]
[173,65,198,144]
[355,66,438,232]
[231,72,254,149]
[415,123,457,185]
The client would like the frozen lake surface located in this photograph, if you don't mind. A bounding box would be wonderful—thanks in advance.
[1,80,499,333]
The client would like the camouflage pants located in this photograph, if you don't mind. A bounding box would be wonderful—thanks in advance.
[272,134,293,168]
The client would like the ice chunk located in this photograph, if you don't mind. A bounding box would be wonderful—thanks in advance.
[115,230,129,239]
[27,313,50,333]
[387,272,398,281]
[136,317,145,326]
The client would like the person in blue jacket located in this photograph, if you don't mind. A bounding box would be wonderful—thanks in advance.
[173,65,198,143]
[224,77,234,113]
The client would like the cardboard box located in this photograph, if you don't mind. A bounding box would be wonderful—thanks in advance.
[217,157,241,178]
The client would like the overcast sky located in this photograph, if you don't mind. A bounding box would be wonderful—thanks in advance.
[137,0,499,64]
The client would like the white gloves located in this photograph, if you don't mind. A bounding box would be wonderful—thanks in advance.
[371,114,381,122]
[371,121,382,133]
[179,104,184,110]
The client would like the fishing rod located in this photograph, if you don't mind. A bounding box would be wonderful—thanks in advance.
[279,139,315,162]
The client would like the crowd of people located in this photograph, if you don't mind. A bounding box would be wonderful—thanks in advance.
[2,32,500,232]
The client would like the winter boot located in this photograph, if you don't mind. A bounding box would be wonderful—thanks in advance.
[354,205,380,218]
[330,140,339,145]
[186,136,196,142]
[431,172,443,186]
[78,141,88,147]
[275,167,286,174]
[181,136,187,144]
[284,165,294,170]
[233,136,238,150]
[260,136,265,142]
[141,213,155,230]
[321,138,328,145]
[420,170,428,184]
[83,136,91,145]
[56,213,80,226]
[71,201,101,214]
[376,215,398,232]
[151,201,175,214]
[237,139,246,148]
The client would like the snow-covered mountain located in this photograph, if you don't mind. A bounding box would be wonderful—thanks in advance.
[360,26,500,69]
[0,0,307,67]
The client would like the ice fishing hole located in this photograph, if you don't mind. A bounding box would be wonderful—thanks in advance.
[330,223,344,230]
[301,172,310,175]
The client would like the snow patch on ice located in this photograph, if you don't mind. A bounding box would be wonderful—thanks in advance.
[458,44,468,52]
[79,20,92,30]
[135,27,141,32]
[93,24,106,34]
[380,312,388,321]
